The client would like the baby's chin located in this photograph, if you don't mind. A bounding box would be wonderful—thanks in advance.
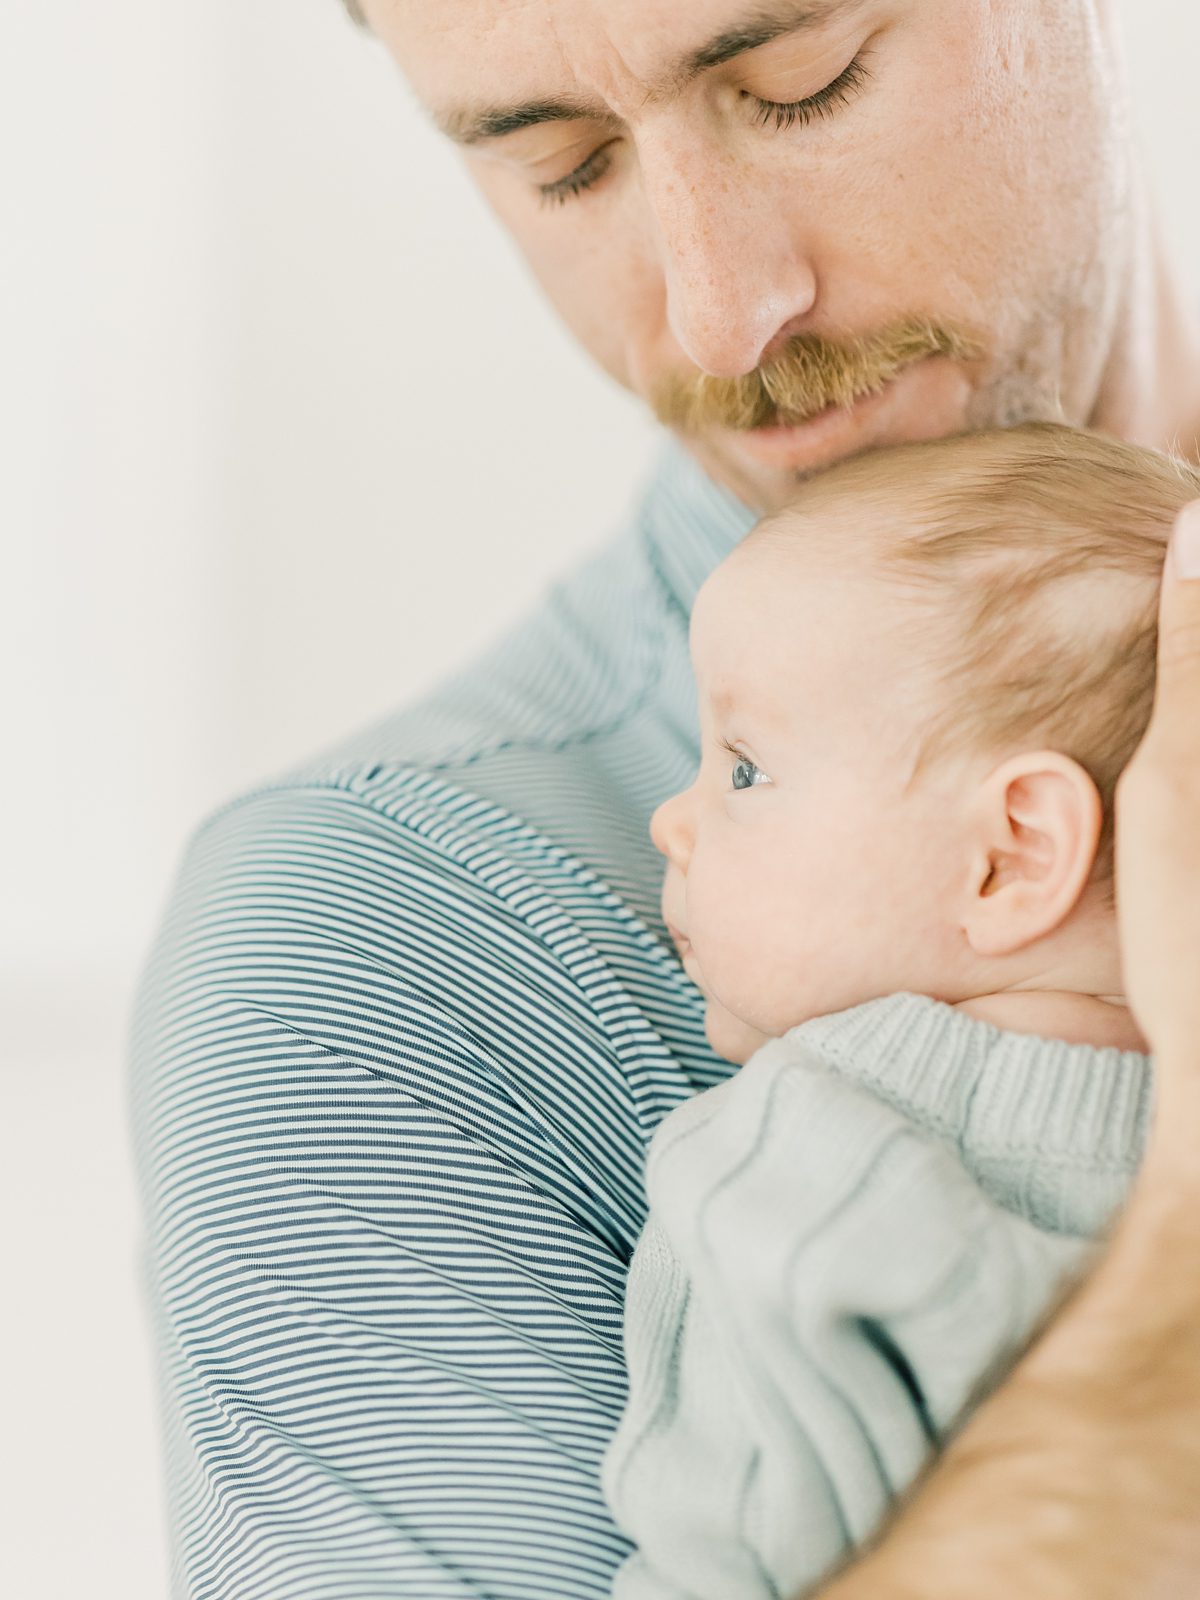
[703,997,777,1066]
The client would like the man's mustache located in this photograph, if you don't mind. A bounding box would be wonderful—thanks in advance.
[649,316,982,433]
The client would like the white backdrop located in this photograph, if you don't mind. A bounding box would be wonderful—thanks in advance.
[4,2,1199,1594]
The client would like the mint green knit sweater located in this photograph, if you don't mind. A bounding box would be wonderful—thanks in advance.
[601,991,1153,1600]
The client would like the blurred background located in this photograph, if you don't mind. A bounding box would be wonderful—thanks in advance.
[4,0,1199,1593]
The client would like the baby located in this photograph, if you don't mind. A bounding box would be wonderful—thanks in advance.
[601,422,1200,1600]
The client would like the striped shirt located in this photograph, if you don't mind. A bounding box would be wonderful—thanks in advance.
[130,441,758,1600]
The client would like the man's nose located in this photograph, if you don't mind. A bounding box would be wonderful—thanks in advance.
[641,140,818,379]
[650,791,694,868]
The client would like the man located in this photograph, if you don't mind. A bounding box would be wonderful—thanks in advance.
[131,2,1200,1595]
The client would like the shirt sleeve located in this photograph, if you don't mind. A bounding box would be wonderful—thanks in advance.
[603,1040,1092,1600]
[130,780,647,1600]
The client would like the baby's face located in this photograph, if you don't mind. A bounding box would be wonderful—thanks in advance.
[652,535,972,1064]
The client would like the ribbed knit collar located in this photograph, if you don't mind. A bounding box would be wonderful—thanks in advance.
[789,992,1153,1235]
[638,439,759,619]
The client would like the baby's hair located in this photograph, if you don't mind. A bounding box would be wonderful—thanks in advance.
[755,422,1200,904]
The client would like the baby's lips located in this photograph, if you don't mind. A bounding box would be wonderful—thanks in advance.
[666,921,693,959]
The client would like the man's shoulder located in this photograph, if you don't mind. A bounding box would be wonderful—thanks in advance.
[275,437,750,791]
[155,762,641,1011]
[288,495,669,789]
[137,747,703,1130]
[131,764,685,1242]
[168,515,680,931]
[133,440,738,1154]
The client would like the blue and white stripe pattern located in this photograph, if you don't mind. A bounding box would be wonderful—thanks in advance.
[130,443,759,1598]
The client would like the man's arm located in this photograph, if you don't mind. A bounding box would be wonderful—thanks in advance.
[131,780,647,1599]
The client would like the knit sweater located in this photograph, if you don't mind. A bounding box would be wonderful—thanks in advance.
[601,991,1153,1600]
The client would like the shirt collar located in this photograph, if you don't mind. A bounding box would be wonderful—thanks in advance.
[638,439,759,619]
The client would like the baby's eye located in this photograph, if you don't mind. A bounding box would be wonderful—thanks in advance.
[729,753,770,791]
[720,738,771,791]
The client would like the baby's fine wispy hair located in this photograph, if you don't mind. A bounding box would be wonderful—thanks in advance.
[757,422,1200,902]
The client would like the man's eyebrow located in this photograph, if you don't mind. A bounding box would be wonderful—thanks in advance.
[439,99,601,145]
[682,0,858,78]
[436,0,862,146]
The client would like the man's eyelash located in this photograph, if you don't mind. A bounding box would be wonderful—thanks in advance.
[538,54,870,206]
[746,54,870,132]
[537,145,615,207]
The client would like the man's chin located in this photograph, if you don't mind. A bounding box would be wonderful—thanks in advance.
[670,353,979,514]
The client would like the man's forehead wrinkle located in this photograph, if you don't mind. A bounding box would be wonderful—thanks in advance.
[625,0,865,101]
[430,0,861,143]
[433,0,628,142]
[672,0,864,85]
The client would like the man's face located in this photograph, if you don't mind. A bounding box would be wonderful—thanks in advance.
[649,540,970,1063]
[364,0,1128,513]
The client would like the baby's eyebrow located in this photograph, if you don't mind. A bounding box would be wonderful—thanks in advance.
[710,684,739,718]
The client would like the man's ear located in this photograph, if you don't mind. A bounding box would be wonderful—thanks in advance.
[961,751,1103,959]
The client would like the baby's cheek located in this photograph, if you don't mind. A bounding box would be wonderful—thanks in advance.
[695,892,802,1026]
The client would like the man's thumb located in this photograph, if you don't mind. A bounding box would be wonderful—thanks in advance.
[1157,500,1200,683]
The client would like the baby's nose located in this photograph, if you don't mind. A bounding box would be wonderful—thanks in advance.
[650,792,693,866]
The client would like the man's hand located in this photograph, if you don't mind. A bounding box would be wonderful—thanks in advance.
[1115,500,1200,1076]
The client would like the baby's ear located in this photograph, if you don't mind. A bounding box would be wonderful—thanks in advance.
[960,752,1103,958]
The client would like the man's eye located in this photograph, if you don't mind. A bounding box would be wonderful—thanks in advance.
[746,53,869,132]
[535,50,869,209]
[537,143,616,207]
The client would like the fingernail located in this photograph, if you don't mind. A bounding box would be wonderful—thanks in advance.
[1170,501,1200,580]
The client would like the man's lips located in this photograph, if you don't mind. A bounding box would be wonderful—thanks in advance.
[666,921,692,960]
[728,377,898,469]
[710,355,950,475]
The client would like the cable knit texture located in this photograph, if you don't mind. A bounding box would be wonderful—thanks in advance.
[602,991,1153,1600]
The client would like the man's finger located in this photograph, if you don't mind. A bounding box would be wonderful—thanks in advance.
[1155,500,1200,684]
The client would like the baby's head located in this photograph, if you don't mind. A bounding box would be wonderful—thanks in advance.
[653,422,1200,1064]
